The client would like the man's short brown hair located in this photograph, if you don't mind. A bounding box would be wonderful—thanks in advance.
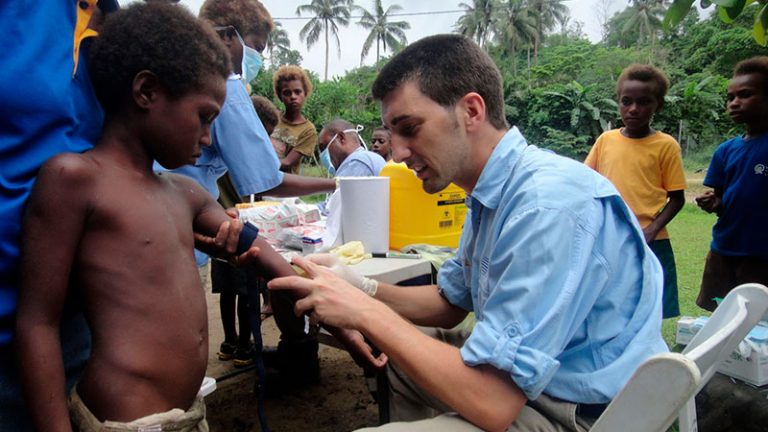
[371,34,508,130]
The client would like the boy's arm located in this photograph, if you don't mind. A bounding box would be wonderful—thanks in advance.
[643,190,685,243]
[16,155,93,432]
[279,149,303,173]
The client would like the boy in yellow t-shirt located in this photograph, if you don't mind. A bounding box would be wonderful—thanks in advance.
[272,65,317,174]
[585,64,686,319]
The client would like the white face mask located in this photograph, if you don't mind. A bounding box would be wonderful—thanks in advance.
[320,125,366,176]
[214,26,263,85]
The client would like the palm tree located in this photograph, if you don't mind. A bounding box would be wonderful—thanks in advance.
[622,0,666,53]
[296,0,354,80]
[492,0,536,74]
[266,21,291,67]
[529,0,568,64]
[455,0,497,48]
[357,0,410,66]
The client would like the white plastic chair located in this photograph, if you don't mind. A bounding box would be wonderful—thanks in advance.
[591,283,768,432]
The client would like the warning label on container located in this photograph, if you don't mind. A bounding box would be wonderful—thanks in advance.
[435,192,467,230]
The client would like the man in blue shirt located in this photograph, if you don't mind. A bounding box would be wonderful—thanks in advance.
[269,34,667,431]
[0,1,118,429]
[318,119,387,178]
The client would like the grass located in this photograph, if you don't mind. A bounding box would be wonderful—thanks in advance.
[663,203,717,346]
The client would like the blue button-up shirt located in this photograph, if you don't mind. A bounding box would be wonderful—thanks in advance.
[335,147,386,177]
[438,128,667,404]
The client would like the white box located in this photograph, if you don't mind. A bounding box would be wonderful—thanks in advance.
[675,316,709,346]
[676,317,768,387]
[717,322,768,387]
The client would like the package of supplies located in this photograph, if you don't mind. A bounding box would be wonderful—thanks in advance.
[278,223,325,251]
[718,321,768,386]
[675,316,710,346]
[237,200,321,239]
[677,317,768,386]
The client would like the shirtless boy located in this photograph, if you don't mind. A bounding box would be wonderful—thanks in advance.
[15,4,296,431]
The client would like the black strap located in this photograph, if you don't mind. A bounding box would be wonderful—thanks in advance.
[576,402,609,419]
[246,273,270,432]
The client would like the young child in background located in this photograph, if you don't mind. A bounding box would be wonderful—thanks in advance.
[14,4,298,430]
[252,94,285,158]
[695,56,768,311]
[585,64,686,319]
[370,126,392,162]
[271,65,317,174]
[212,95,281,367]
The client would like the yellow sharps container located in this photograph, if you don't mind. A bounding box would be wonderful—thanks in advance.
[380,162,467,250]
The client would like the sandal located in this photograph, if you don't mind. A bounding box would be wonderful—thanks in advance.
[217,341,237,361]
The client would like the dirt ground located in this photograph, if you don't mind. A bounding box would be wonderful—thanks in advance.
[202,282,380,432]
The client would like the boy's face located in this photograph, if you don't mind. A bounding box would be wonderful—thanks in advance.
[149,74,226,169]
[371,130,391,159]
[618,79,659,132]
[727,73,768,125]
[279,79,306,113]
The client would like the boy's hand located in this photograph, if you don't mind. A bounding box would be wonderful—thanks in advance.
[328,327,388,372]
[195,218,260,264]
[695,190,720,213]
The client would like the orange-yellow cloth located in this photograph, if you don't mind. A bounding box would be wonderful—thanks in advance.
[585,129,686,240]
[73,0,99,76]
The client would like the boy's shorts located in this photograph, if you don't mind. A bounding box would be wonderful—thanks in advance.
[649,239,680,319]
[210,259,248,296]
[68,384,208,432]
[697,251,768,312]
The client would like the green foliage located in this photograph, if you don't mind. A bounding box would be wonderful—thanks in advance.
[665,0,768,46]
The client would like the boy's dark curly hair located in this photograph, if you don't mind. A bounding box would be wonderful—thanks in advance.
[89,3,230,114]
[251,95,280,133]
[273,65,314,100]
[616,64,670,110]
[734,56,768,94]
[200,0,274,40]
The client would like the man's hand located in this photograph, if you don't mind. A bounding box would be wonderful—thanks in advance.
[695,190,720,213]
[304,253,378,296]
[268,256,377,330]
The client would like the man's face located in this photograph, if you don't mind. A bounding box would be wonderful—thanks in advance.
[318,129,343,167]
[381,81,468,193]
[727,73,768,125]
[279,79,306,113]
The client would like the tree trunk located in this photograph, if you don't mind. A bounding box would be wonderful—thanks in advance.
[324,23,329,81]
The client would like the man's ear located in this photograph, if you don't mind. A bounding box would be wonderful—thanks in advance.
[132,70,161,110]
[459,92,487,132]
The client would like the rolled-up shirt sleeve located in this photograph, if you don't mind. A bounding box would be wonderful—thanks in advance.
[444,205,610,400]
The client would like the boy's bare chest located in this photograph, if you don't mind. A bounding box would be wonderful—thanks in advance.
[84,177,196,253]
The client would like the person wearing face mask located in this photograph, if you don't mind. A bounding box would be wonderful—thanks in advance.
[154,0,377,397]
[317,120,386,250]
[319,119,387,179]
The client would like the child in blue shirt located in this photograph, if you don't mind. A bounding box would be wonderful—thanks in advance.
[695,56,768,311]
